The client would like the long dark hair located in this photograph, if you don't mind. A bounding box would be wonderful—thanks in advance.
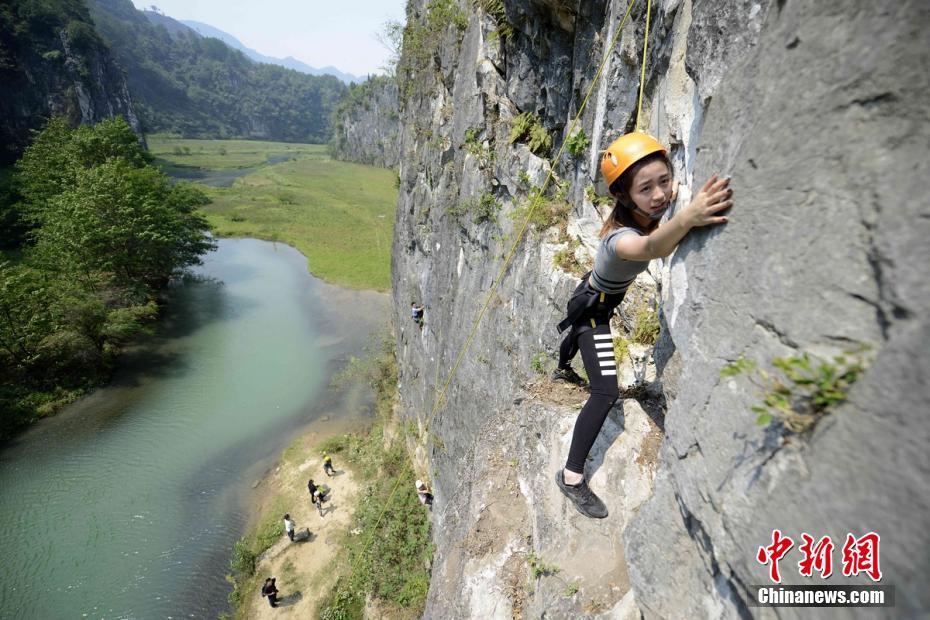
[599,152,672,237]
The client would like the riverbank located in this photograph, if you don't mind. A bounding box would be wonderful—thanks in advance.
[227,336,434,620]
[230,428,363,619]
[149,136,398,292]
[0,239,391,618]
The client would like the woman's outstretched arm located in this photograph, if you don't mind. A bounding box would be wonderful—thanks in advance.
[614,174,733,261]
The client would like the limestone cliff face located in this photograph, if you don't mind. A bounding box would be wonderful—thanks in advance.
[330,76,401,168]
[0,10,141,165]
[382,0,928,618]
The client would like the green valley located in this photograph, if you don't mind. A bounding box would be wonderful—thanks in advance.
[149,136,397,292]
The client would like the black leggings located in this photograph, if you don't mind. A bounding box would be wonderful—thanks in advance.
[558,320,619,474]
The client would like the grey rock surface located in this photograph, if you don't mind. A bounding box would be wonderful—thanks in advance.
[378,0,930,617]
[0,10,142,164]
[330,76,401,168]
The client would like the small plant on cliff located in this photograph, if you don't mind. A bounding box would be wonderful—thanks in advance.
[448,192,502,225]
[720,351,867,431]
[564,581,580,597]
[564,129,590,158]
[463,127,495,167]
[509,112,552,157]
[632,303,660,345]
[526,551,560,580]
[720,356,757,378]
[397,0,468,98]
[474,0,514,38]
[464,126,481,148]
[585,183,614,207]
[433,0,469,30]
[552,238,589,276]
[517,170,532,188]
[509,189,571,232]
[530,351,548,374]
[613,336,631,364]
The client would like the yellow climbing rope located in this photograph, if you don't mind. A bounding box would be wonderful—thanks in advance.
[350,0,655,577]
[635,0,653,131]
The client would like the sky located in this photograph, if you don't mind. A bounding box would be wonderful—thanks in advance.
[131,0,407,77]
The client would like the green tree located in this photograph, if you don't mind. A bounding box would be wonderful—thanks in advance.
[32,159,214,295]
[0,262,54,371]
[1,116,214,435]
[14,116,150,223]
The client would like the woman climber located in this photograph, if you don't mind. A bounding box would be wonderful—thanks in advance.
[553,132,733,518]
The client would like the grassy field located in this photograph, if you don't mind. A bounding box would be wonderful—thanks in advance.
[148,136,397,291]
[147,135,322,171]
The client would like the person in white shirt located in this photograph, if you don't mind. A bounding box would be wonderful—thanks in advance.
[283,514,296,542]
[415,479,433,509]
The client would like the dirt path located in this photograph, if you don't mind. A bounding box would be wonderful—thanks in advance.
[246,452,359,619]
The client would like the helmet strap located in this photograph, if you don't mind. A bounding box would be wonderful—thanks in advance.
[632,203,668,221]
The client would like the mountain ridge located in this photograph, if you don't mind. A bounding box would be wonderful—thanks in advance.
[87,0,346,142]
[178,18,362,84]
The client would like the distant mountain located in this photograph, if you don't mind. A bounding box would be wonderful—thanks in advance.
[87,0,347,142]
[180,20,361,84]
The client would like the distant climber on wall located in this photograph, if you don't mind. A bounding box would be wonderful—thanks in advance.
[411,302,425,329]
[553,132,733,518]
[415,479,433,509]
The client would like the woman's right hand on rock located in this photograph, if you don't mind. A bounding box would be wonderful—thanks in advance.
[683,173,732,228]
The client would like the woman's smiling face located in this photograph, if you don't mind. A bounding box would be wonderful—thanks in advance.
[627,159,673,216]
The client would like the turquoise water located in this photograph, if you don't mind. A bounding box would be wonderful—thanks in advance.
[0,238,387,618]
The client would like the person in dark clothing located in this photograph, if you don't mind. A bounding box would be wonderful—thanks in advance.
[554,133,733,519]
[411,302,425,328]
[416,479,433,510]
[261,577,279,608]
[308,478,324,516]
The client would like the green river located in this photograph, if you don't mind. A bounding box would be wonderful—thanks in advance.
[0,238,388,618]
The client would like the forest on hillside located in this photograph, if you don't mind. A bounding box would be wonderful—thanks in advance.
[88,0,347,141]
[0,0,349,158]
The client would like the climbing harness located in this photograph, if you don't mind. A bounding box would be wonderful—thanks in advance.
[350,0,658,573]
[556,273,624,334]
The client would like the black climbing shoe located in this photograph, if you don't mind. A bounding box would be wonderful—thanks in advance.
[555,470,608,519]
[551,366,586,387]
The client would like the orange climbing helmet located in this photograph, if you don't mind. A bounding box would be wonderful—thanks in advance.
[600,132,668,189]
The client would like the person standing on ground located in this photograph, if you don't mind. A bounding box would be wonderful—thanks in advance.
[554,133,733,519]
[308,478,324,516]
[261,577,279,608]
[322,453,335,477]
[283,514,295,542]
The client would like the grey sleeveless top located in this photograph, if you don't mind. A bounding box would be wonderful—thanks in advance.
[589,227,650,294]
